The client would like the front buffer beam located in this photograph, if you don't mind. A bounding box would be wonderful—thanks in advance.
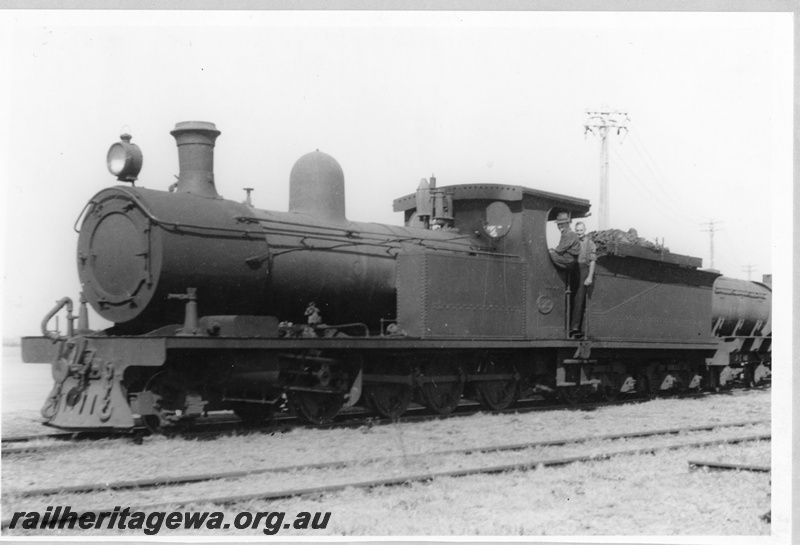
[39,336,166,431]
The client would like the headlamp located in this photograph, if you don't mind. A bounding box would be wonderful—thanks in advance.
[107,132,143,182]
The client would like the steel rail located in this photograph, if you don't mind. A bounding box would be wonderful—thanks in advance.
[1,432,770,529]
[688,460,770,472]
[8,419,768,499]
[0,395,559,449]
[1,432,77,444]
[0,394,670,454]
[1,388,762,454]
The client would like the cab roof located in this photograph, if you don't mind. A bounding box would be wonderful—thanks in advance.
[393,183,591,220]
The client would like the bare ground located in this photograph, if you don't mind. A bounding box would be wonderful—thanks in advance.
[2,388,774,537]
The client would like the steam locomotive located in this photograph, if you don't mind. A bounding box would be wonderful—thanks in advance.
[21,121,772,432]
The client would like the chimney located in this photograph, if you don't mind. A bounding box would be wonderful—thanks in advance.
[170,121,221,198]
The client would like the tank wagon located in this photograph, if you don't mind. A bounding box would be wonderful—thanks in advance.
[21,121,771,432]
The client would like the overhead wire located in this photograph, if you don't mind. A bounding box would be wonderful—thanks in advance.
[608,144,698,230]
[585,125,698,227]
[611,140,733,271]
[586,118,759,277]
[624,124,749,278]
[717,228,754,277]
[628,125,707,219]
[615,139,700,224]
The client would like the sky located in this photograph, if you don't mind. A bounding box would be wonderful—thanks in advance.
[0,10,792,342]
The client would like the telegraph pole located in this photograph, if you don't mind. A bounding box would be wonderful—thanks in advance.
[742,264,756,281]
[701,220,721,270]
[584,109,629,230]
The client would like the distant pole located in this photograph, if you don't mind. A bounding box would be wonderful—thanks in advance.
[584,109,629,230]
[599,130,609,230]
[701,219,721,270]
[742,264,756,281]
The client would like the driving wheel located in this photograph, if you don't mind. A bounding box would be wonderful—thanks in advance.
[417,359,464,415]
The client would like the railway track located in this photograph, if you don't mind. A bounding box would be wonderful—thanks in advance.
[8,418,768,498]
[2,419,770,529]
[6,382,770,448]
[0,396,548,446]
[1,388,738,456]
[688,460,770,472]
[0,397,579,454]
[1,432,77,444]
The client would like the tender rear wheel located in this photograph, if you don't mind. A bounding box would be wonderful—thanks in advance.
[744,362,770,388]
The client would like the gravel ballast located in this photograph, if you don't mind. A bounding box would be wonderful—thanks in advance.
[2,388,773,537]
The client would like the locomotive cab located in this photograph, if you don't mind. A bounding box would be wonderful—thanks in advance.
[393,183,591,339]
